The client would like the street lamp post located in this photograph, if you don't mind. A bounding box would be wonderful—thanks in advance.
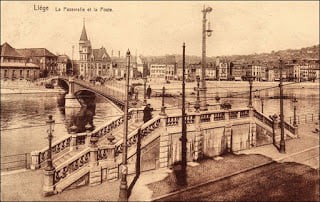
[200,5,213,111]
[43,114,55,196]
[160,86,166,116]
[293,96,298,127]
[143,77,147,105]
[45,115,55,170]
[179,42,187,186]
[279,59,286,153]
[245,73,255,108]
[118,49,130,201]
[194,76,200,112]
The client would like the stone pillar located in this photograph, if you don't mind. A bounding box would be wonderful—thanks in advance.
[89,136,101,186]
[30,151,40,170]
[271,114,280,144]
[249,122,257,148]
[193,112,203,161]
[69,133,78,151]
[65,77,81,108]
[85,133,92,147]
[225,122,232,153]
[294,126,299,138]
[43,167,56,196]
[159,115,170,168]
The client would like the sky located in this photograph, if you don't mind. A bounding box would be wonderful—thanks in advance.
[1,1,319,59]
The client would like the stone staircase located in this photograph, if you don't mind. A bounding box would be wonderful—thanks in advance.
[253,110,298,141]
[33,108,164,196]
[97,121,144,146]
[53,146,87,167]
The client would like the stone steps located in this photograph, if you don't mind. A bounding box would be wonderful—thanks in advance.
[97,121,143,146]
[53,147,86,167]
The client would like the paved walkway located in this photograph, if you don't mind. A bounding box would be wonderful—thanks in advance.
[1,123,318,201]
[238,123,319,169]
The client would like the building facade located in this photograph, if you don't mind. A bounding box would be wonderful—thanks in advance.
[57,55,72,76]
[16,47,57,78]
[1,42,40,80]
[78,21,112,79]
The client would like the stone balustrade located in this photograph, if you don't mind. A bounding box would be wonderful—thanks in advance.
[253,110,297,136]
[253,110,273,128]
[54,148,90,184]
[284,121,296,135]
[33,134,72,169]
[114,116,161,157]
[31,108,144,170]
[97,145,115,161]
[166,108,251,127]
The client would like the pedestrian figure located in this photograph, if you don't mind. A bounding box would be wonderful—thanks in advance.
[143,104,153,123]
[134,88,139,101]
[147,85,152,99]
[129,85,134,100]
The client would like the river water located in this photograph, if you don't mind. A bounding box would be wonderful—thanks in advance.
[1,83,319,157]
[1,93,122,156]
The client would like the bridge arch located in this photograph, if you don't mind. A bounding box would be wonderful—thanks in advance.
[51,76,125,111]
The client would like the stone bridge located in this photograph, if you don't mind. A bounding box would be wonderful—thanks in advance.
[48,76,132,110]
[30,103,298,196]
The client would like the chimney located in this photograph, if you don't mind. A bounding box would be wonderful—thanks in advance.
[118,51,120,58]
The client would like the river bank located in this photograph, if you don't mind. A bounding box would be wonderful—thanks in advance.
[1,80,66,94]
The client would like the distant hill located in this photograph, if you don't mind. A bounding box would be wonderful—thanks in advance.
[141,44,319,64]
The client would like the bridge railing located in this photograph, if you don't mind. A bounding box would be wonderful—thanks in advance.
[30,107,144,170]
[166,108,251,127]
[72,78,125,102]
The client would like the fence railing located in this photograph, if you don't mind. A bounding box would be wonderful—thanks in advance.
[287,113,319,125]
[1,153,30,171]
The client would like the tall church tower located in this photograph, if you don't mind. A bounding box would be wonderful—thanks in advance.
[79,19,91,61]
[79,19,92,78]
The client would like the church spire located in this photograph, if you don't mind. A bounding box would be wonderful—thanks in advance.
[80,18,88,41]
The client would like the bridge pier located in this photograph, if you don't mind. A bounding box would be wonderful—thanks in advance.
[65,77,81,108]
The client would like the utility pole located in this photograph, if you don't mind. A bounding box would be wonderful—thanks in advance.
[179,42,187,186]
[293,96,298,127]
[71,45,74,76]
[200,5,213,111]
[279,59,286,153]
[118,49,130,201]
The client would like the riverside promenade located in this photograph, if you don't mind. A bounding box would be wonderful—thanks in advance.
[1,122,318,201]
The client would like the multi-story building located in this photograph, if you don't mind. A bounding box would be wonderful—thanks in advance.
[111,54,137,79]
[57,54,72,76]
[149,56,177,81]
[149,64,166,81]
[17,47,57,78]
[78,21,112,79]
[1,42,40,80]
[230,61,246,81]
[247,62,267,81]
[218,62,228,80]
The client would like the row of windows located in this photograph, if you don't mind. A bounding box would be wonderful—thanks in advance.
[3,69,36,78]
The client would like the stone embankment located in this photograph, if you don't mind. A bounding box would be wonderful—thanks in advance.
[1,80,65,94]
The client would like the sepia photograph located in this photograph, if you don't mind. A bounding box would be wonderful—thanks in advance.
[1,1,319,201]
